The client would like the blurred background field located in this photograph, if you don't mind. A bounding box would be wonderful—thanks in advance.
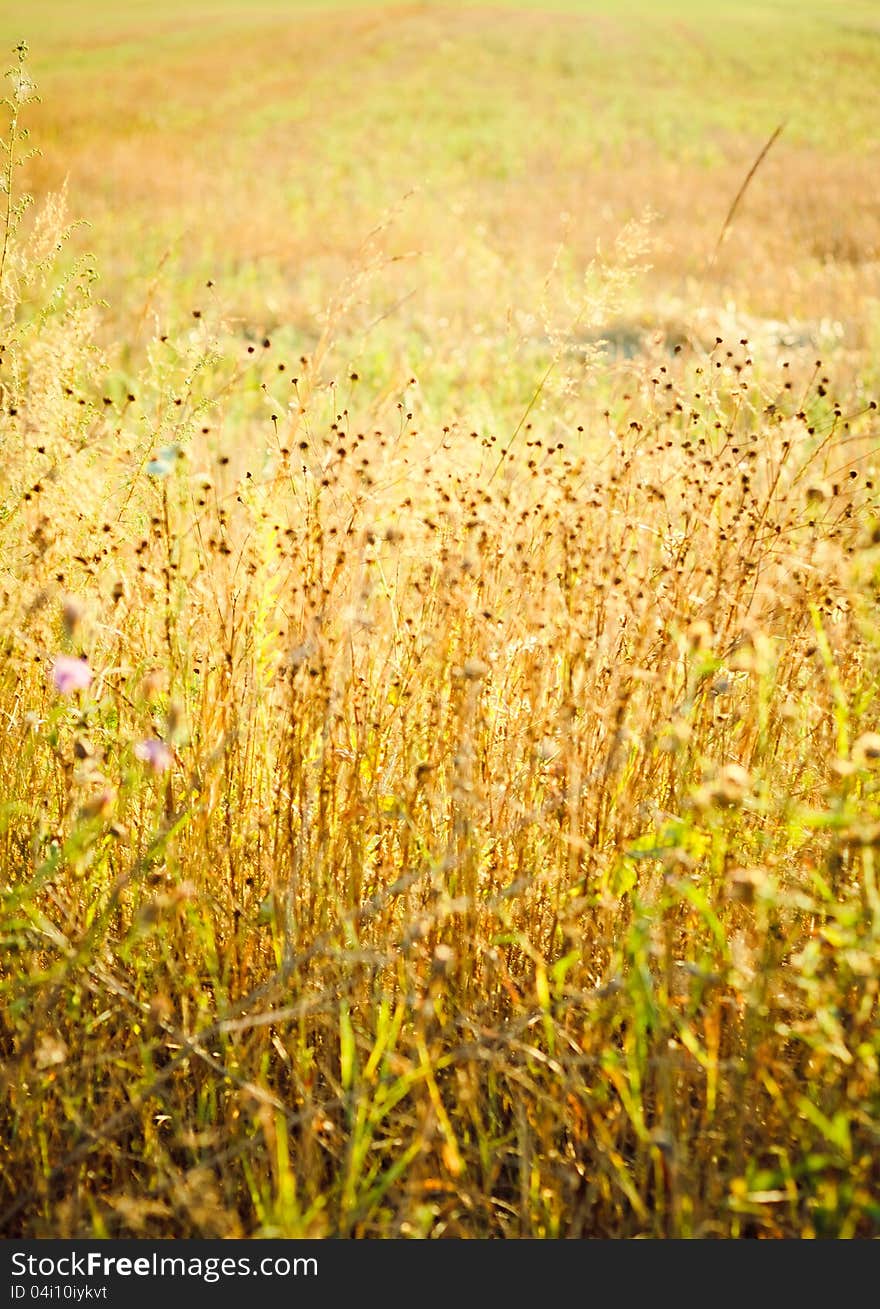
[2,2,880,1239]
[7,0,880,408]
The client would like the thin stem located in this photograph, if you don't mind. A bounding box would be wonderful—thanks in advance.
[0,96,18,294]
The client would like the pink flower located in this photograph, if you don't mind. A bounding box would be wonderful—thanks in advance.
[52,655,93,695]
[134,738,173,774]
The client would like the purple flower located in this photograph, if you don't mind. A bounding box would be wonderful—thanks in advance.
[134,738,173,774]
[52,655,93,695]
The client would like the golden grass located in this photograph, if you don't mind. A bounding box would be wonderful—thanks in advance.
[14,2,880,378]
[2,10,880,1237]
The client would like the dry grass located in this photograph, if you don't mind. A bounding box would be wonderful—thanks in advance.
[2,7,880,1238]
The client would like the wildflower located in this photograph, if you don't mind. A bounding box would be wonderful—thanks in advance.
[852,732,880,766]
[139,669,164,702]
[726,866,767,905]
[78,787,115,820]
[691,762,752,810]
[52,655,92,694]
[134,738,173,774]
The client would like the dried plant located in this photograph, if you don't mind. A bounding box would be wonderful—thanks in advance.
[1,31,879,1240]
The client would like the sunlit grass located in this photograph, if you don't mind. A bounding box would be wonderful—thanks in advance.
[1,6,880,1237]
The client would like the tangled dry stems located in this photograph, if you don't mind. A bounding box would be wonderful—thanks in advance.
[1,51,880,1238]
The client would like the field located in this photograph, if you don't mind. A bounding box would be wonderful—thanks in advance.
[1,0,880,1237]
